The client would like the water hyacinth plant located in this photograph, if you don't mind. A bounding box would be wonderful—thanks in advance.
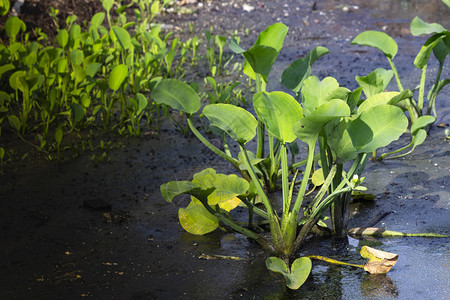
[158,23,409,289]
[351,8,449,160]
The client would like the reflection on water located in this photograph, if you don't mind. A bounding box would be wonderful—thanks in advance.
[361,274,399,298]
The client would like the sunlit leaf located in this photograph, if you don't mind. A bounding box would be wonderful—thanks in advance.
[349,104,408,153]
[108,64,128,91]
[202,104,257,144]
[253,91,303,143]
[112,26,132,50]
[357,91,399,114]
[352,31,398,59]
[178,197,219,235]
[301,76,340,115]
[355,68,393,98]
[160,181,202,202]
[414,33,445,69]
[410,16,446,36]
[311,168,325,186]
[151,79,201,114]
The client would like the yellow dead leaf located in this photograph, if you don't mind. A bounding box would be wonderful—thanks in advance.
[360,246,398,274]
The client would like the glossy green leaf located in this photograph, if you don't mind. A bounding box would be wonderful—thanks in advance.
[5,16,26,40]
[102,0,114,11]
[72,64,86,84]
[160,181,202,202]
[281,46,329,93]
[349,105,408,153]
[357,91,400,114]
[9,70,26,91]
[266,256,312,290]
[414,34,445,69]
[136,93,148,115]
[253,91,303,143]
[229,23,288,79]
[411,129,427,149]
[56,29,69,48]
[443,0,450,8]
[85,63,102,78]
[410,16,446,36]
[411,115,435,135]
[112,26,132,50]
[294,99,350,145]
[0,0,10,16]
[178,197,219,235]
[352,31,398,59]
[202,104,257,144]
[301,76,340,115]
[108,64,128,91]
[193,173,249,206]
[90,12,105,31]
[355,68,394,98]
[152,79,201,114]
[325,118,359,163]
[0,64,15,80]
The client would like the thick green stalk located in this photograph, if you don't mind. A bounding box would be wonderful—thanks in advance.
[239,143,274,218]
[388,57,417,123]
[280,143,289,215]
[187,117,240,170]
[378,140,414,160]
[307,255,364,268]
[291,141,315,221]
[255,73,265,158]
[426,62,443,117]
[417,65,427,116]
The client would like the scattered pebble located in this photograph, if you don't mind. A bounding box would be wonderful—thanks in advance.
[243,4,255,12]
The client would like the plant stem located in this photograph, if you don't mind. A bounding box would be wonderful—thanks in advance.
[417,65,427,116]
[348,227,450,238]
[307,255,364,269]
[426,62,443,117]
[187,117,240,170]
[280,143,289,215]
[388,57,417,123]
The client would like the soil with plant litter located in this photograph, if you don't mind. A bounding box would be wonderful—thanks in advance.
[1,0,449,299]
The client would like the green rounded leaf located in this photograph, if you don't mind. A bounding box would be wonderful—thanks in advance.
[202,104,257,144]
[71,102,85,123]
[108,64,128,91]
[349,104,408,153]
[301,76,340,115]
[178,197,219,235]
[136,93,148,115]
[5,16,26,40]
[160,181,202,202]
[253,91,303,143]
[281,46,329,93]
[312,168,325,186]
[56,29,69,48]
[152,79,201,114]
[414,34,445,69]
[266,256,312,290]
[357,91,400,114]
[112,26,132,50]
[410,16,446,36]
[355,68,394,98]
[411,115,435,135]
[294,99,350,145]
[352,31,398,59]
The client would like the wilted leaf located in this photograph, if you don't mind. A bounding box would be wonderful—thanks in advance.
[360,246,398,274]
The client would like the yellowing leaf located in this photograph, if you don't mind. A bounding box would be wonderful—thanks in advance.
[360,246,398,274]
[178,197,218,235]
[311,168,325,186]
[218,196,241,212]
